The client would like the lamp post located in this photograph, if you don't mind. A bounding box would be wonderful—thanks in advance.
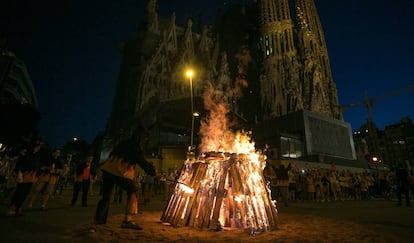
[186,69,195,152]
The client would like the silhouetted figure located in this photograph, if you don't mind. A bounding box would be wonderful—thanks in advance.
[395,163,410,207]
[276,164,290,206]
[7,140,42,216]
[71,155,94,207]
[94,126,156,230]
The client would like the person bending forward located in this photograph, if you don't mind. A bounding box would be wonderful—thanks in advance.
[94,127,156,230]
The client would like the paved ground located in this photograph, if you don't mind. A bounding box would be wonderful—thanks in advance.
[1,186,413,242]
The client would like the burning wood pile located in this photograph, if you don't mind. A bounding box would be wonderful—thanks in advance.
[160,151,278,233]
[161,49,278,233]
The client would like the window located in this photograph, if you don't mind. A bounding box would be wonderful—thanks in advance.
[280,136,304,158]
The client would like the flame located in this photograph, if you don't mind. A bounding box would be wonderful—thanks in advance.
[197,48,275,232]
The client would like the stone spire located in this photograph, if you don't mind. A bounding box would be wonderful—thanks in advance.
[146,0,159,31]
[294,0,341,119]
[257,0,302,118]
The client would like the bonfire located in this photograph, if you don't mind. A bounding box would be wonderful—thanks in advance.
[160,50,278,234]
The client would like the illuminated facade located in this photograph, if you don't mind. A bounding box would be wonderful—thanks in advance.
[104,0,348,165]
[258,0,340,119]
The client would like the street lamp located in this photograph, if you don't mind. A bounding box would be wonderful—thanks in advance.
[186,69,195,152]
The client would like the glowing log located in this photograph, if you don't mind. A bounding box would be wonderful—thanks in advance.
[160,152,278,233]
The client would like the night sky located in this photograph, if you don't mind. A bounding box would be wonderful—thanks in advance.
[2,0,413,148]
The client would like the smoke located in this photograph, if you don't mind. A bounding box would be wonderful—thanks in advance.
[199,47,252,153]
[233,46,251,98]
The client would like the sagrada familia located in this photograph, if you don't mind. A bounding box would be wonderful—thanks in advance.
[102,0,356,167]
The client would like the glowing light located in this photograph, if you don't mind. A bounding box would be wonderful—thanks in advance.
[234,195,243,203]
[186,69,194,78]
[178,183,194,194]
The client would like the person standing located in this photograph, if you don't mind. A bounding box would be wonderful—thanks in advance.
[53,153,73,198]
[47,148,64,201]
[71,155,94,207]
[7,141,42,216]
[94,126,156,230]
[143,170,155,204]
[276,164,290,206]
[164,168,177,201]
[395,163,411,207]
[26,148,54,210]
[27,148,63,210]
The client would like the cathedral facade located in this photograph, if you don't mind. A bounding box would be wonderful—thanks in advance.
[257,0,340,118]
[104,0,348,162]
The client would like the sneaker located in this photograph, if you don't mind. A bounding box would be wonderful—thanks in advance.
[120,221,143,230]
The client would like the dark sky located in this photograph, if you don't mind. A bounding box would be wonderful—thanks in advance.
[2,0,413,148]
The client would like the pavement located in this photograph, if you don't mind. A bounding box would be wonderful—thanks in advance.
[1,185,413,242]
[0,185,142,242]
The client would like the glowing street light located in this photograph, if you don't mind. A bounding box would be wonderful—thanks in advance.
[186,69,196,152]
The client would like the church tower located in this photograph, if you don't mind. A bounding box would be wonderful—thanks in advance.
[257,0,303,119]
[102,0,355,165]
[294,0,341,119]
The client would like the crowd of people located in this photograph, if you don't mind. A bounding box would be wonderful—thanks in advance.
[0,140,178,217]
[264,162,413,207]
[1,137,412,231]
[0,140,99,216]
[0,126,159,230]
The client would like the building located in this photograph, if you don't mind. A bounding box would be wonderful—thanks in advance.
[384,117,414,170]
[257,0,340,119]
[0,47,39,147]
[352,122,388,171]
[103,0,357,170]
[0,50,37,106]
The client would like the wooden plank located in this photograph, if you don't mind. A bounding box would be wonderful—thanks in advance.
[187,182,206,227]
[176,163,208,226]
[160,152,279,232]
[160,183,182,222]
[208,159,230,230]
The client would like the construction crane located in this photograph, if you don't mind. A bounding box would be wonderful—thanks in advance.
[340,84,414,162]
[341,84,414,123]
